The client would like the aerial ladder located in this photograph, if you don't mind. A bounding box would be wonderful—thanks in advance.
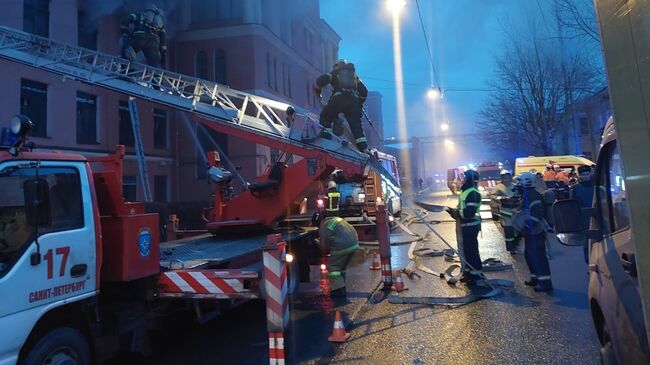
[0,25,396,231]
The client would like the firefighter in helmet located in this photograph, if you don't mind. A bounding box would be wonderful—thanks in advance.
[491,170,519,253]
[446,169,483,286]
[314,59,369,152]
[121,5,167,68]
[513,172,553,292]
[326,180,341,216]
[312,211,359,297]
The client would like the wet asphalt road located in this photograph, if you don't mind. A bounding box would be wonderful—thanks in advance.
[133,189,601,365]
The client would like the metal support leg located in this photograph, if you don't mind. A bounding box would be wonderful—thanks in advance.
[263,234,289,365]
[376,203,392,290]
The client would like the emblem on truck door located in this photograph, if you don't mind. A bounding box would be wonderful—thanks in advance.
[138,228,152,257]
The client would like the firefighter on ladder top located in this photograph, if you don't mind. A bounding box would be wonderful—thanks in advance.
[314,59,370,153]
[120,4,167,68]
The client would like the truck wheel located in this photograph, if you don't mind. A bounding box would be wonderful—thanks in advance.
[23,327,91,365]
[600,321,617,365]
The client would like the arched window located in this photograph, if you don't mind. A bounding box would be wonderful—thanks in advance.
[214,49,227,84]
[195,51,208,79]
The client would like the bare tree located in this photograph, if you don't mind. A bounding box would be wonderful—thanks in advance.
[554,0,600,43]
[480,36,599,158]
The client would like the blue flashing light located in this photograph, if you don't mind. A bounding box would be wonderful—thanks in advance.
[0,128,19,148]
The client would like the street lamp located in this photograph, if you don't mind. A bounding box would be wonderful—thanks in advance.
[444,138,455,147]
[427,87,442,100]
[440,122,449,131]
[386,0,406,14]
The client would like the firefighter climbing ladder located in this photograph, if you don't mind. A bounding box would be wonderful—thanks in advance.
[0,25,365,166]
[127,98,152,202]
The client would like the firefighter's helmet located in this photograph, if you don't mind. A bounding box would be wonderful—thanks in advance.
[327,181,337,190]
[333,59,348,70]
[517,172,536,188]
[464,170,480,185]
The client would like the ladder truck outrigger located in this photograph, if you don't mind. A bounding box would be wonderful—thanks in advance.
[0,26,397,365]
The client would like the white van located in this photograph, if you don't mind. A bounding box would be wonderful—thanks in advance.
[554,117,649,363]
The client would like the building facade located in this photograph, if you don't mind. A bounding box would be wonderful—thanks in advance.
[0,0,374,215]
[555,88,612,161]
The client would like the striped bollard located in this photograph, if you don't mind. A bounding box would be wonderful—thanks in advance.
[376,203,393,290]
[263,234,289,365]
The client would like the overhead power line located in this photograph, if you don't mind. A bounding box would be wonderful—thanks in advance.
[414,0,441,89]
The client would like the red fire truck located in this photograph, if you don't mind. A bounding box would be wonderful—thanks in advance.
[0,26,392,365]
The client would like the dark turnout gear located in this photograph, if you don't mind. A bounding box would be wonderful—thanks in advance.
[570,174,594,262]
[318,217,360,292]
[450,170,483,284]
[327,190,341,215]
[121,6,167,68]
[315,61,369,152]
[491,175,519,252]
[514,183,552,292]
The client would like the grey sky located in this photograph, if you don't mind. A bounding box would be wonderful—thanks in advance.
[320,0,601,140]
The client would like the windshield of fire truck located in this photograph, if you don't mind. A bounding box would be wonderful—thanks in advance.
[0,165,84,276]
[0,170,34,274]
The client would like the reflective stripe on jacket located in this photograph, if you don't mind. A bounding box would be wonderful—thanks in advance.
[458,187,481,227]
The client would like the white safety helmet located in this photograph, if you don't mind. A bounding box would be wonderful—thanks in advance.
[500,169,511,176]
[327,181,337,190]
[333,59,348,70]
[517,172,535,188]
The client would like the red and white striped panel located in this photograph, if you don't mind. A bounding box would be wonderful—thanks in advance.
[157,270,258,299]
[269,332,285,365]
[263,241,289,332]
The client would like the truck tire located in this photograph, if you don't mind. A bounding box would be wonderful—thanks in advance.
[23,327,91,365]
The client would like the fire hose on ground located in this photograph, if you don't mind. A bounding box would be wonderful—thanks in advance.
[364,159,514,306]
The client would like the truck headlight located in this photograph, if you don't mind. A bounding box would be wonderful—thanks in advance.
[285,253,294,263]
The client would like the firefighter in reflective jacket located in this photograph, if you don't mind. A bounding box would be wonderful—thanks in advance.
[491,170,519,253]
[513,172,553,292]
[312,212,359,297]
[326,181,341,216]
[315,59,369,152]
[121,5,167,68]
[446,169,483,285]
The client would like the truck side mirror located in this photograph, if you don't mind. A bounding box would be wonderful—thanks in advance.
[24,178,51,227]
[552,199,584,233]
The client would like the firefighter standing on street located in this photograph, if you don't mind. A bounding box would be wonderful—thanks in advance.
[491,170,519,253]
[314,60,369,152]
[513,172,553,292]
[570,165,595,262]
[312,212,359,297]
[446,169,483,285]
[326,181,341,216]
[121,5,167,68]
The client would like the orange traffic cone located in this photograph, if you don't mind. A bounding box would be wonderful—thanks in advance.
[369,252,381,270]
[328,311,351,343]
[393,270,407,292]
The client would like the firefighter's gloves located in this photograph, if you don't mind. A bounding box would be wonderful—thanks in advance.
[313,85,323,99]
[445,207,460,220]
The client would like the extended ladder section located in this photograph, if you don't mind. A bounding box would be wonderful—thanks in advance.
[127,98,152,202]
[0,25,367,167]
[0,25,402,229]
